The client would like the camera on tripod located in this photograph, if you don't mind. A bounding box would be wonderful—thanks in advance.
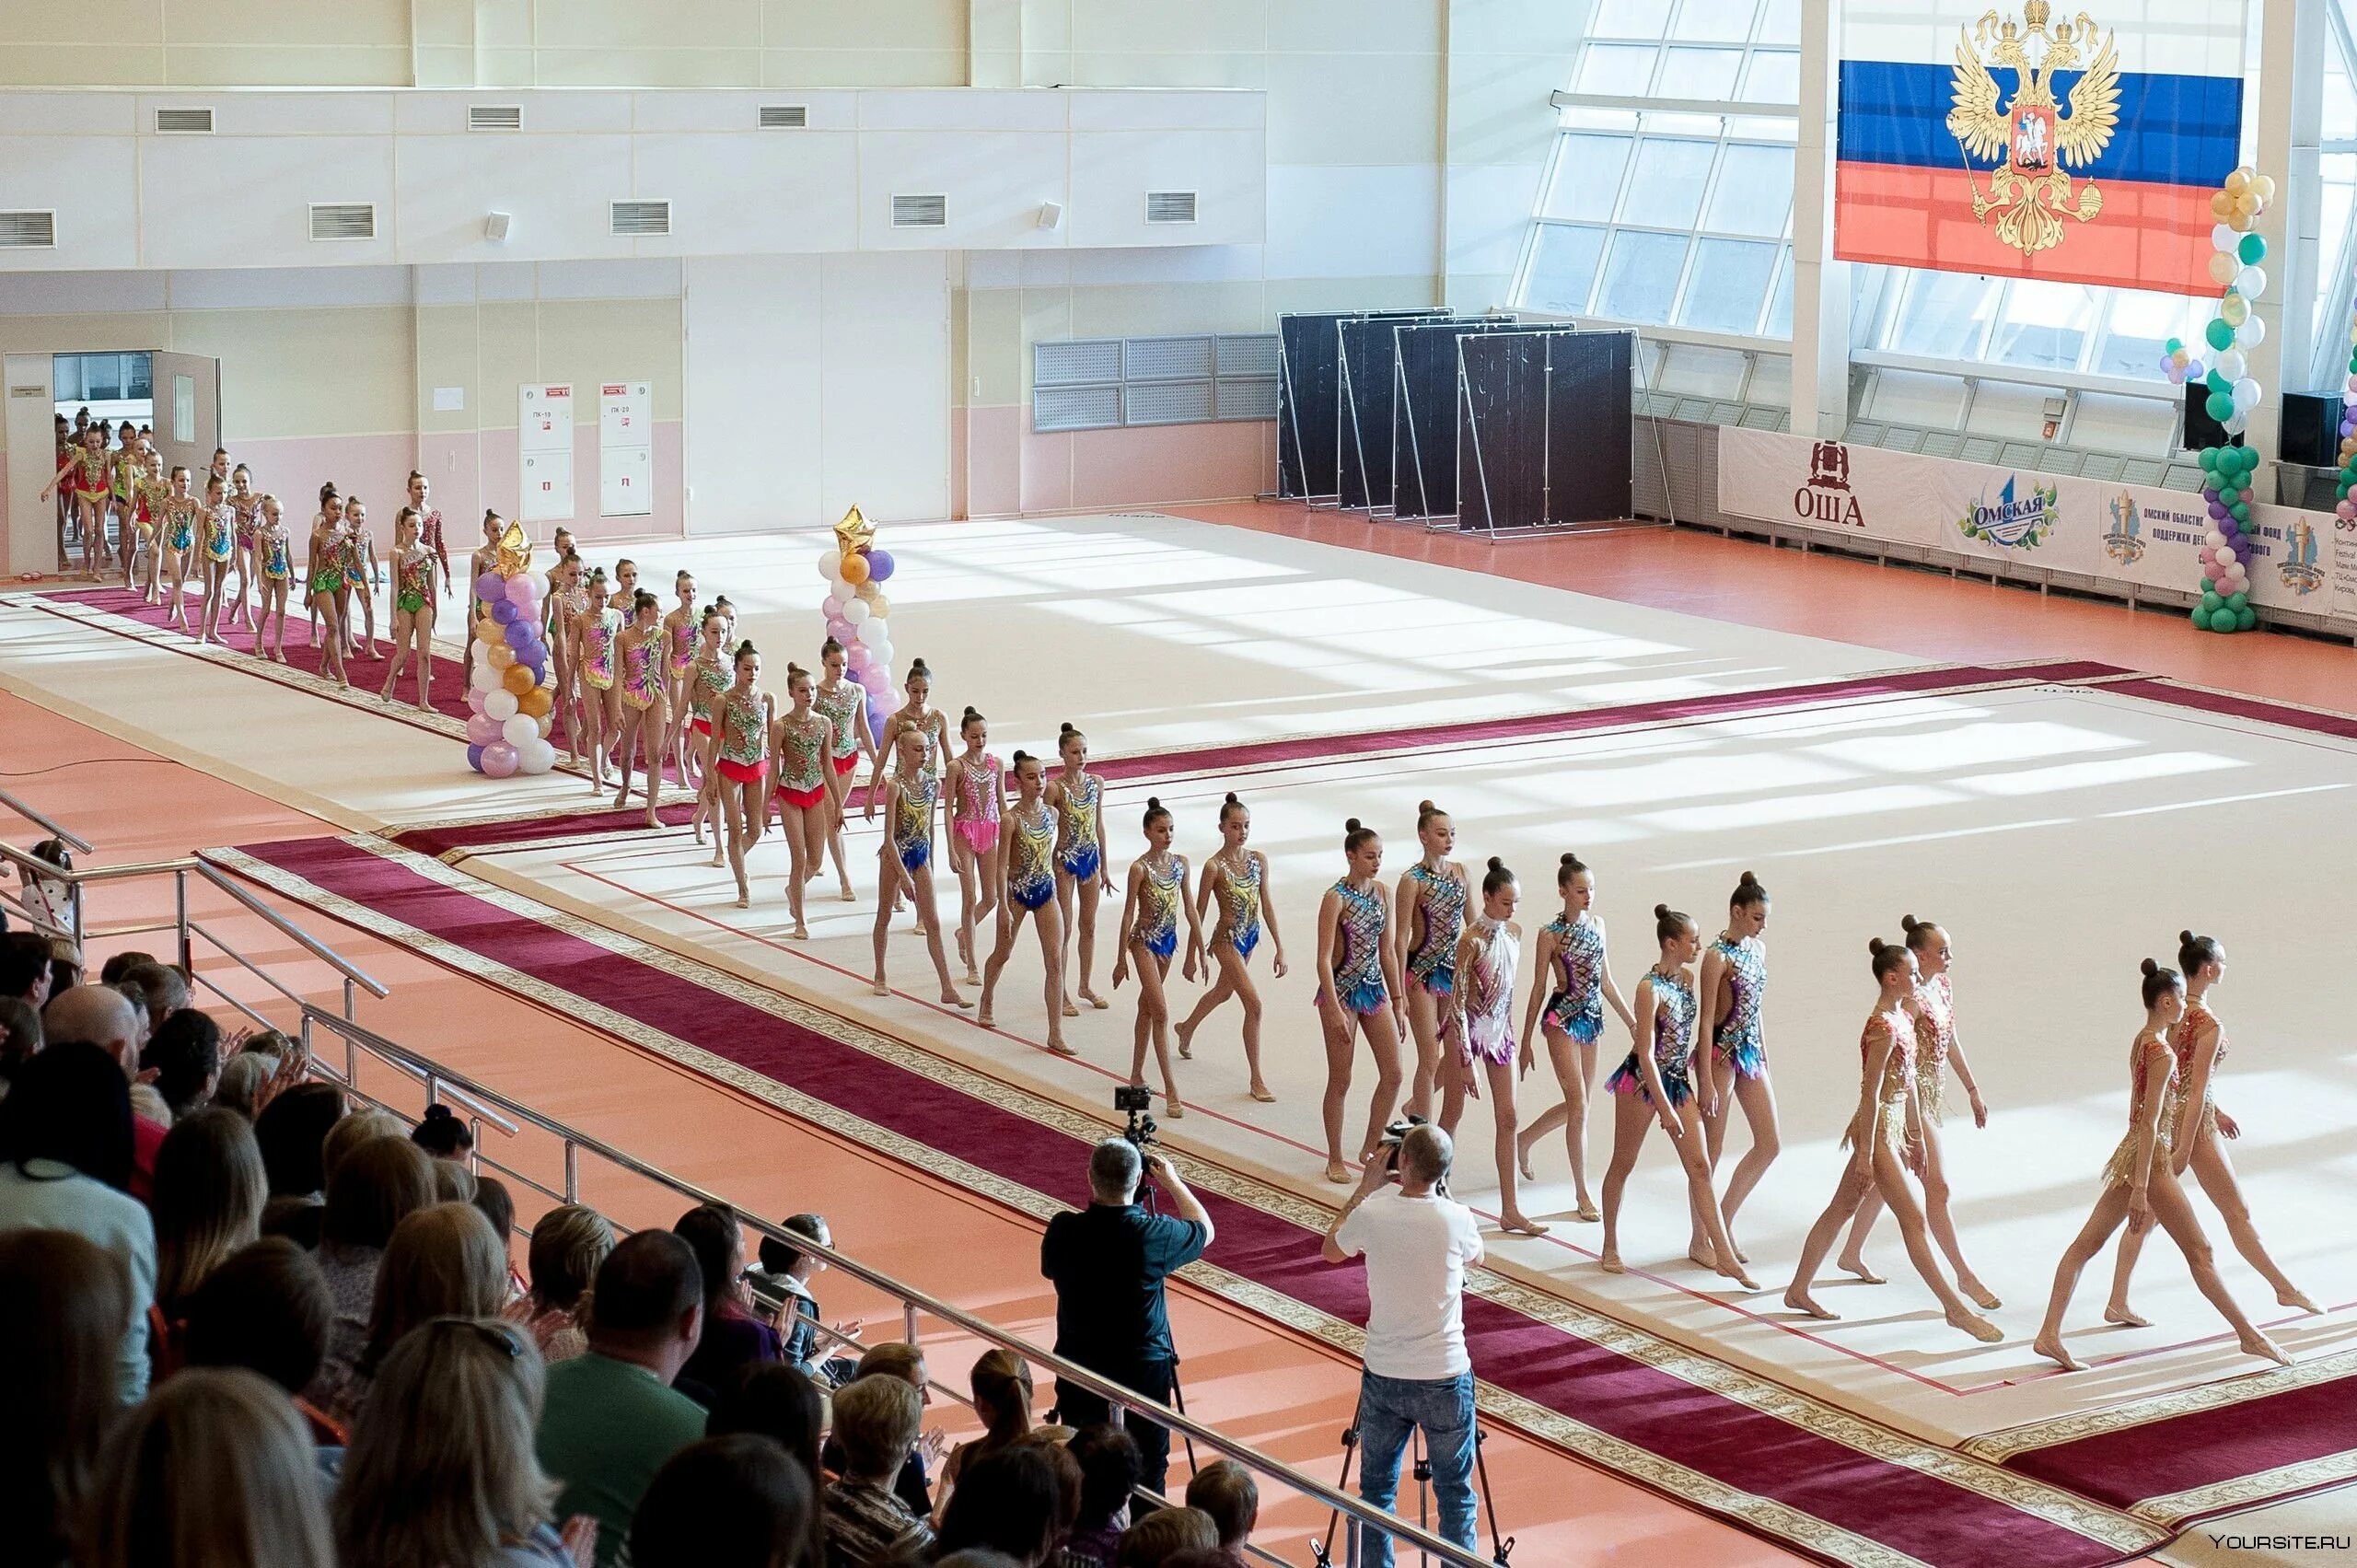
[1115,1084,1156,1150]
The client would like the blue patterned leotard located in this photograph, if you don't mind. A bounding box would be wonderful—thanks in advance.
[1404,865,1466,997]
[1607,969,1697,1108]
[1006,803,1056,910]
[1215,854,1263,959]
[891,761,938,873]
[1709,935,1768,1080]
[1055,772,1103,882]
[1539,913,1607,1043]
[1132,854,1187,960]
[1323,879,1389,1016]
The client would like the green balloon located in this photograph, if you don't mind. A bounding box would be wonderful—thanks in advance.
[2206,368,2230,395]
[2200,575,2216,594]
[2238,232,2267,264]
[2235,606,2258,631]
[2238,445,2260,470]
[2165,336,2184,354]
[2228,590,2250,610]
[2207,391,2235,422]
[2201,591,2223,613]
[2206,319,2235,351]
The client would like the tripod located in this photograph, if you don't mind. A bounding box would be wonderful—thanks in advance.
[1134,1157,1199,1478]
[1312,1395,1513,1568]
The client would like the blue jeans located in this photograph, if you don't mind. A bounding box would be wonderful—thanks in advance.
[1355,1368,1476,1568]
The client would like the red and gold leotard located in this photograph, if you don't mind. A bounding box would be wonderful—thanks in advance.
[2101,1031,2178,1188]
[773,713,830,808]
[714,686,768,785]
[1842,1005,1913,1158]
[2163,999,2227,1144]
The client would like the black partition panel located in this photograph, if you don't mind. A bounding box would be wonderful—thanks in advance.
[1391,319,1561,521]
[1336,315,1440,511]
[1456,329,1635,532]
[1278,309,1446,501]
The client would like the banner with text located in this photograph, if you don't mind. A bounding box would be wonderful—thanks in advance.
[1715,426,2356,624]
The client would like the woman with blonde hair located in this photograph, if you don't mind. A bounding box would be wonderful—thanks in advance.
[935,1349,1036,1518]
[506,1202,615,1363]
[151,1107,267,1314]
[323,1201,510,1426]
[80,1367,335,1568]
[333,1316,586,1568]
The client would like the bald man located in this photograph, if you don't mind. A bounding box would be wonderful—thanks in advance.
[41,983,165,1198]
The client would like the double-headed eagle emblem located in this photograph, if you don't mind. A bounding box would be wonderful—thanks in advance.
[1947,1,2119,256]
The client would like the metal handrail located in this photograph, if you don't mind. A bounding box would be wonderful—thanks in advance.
[0,786,95,854]
[194,864,388,999]
[291,1003,1489,1568]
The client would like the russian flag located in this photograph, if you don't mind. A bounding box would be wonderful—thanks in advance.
[1835,0,2246,296]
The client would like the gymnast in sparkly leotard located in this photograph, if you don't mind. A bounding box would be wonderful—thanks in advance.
[573,573,621,790]
[945,707,1004,988]
[869,726,969,1010]
[1314,819,1409,1185]
[1113,797,1201,1121]
[767,662,834,938]
[1782,938,1998,1342]
[1174,792,1286,1104]
[1395,799,1470,1129]
[1047,723,1114,1016]
[1437,858,1547,1237]
[1596,904,1754,1289]
[706,642,773,910]
[1515,853,1638,1223]
[978,750,1069,1055]
[2030,958,2288,1372]
[2104,930,2317,1326]
[612,590,669,828]
[1696,872,1780,1270]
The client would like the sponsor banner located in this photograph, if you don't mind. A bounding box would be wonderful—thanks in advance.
[1715,426,2357,626]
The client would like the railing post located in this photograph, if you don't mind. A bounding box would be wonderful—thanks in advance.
[563,1141,578,1203]
[343,976,355,1023]
[901,1302,919,1346]
[174,868,191,973]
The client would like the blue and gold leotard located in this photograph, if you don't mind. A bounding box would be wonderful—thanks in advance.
[1133,854,1187,960]
[1056,772,1103,881]
[892,761,939,873]
[1007,802,1055,911]
[1215,854,1263,960]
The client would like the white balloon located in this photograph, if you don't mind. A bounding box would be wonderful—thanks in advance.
[2232,376,2261,412]
[501,714,540,749]
[470,660,500,693]
[855,617,889,649]
[2214,349,2247,383]
[2235,264,2266,299]
[842,598,871,625]
[519,739,558,775]
[2212,222,2239,252]
[2235,315,2266,350]
[2204,529,2225,550]
[817,547,842,582]
[484,688,519,722]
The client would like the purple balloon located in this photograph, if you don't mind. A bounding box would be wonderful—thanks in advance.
[475,571,504,602]
[528,662,547,687]
[491,598,518,625]
[2207,501,2227,519]
[868,550,895,583]
[822,595,844,618]
[504,619,534,649]
[466,744,487,772]
[482,741,520,779]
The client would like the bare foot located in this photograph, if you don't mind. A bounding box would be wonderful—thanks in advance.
[1499,1213,1551,1238]
[1599,1252,1626,1274]
[2280,1288,2322,1314]
[1048,1039,1078,1057]
[1837,1254,1887,1285]
[1249,1084,1276,1103]
[2241,1330,2293,1366]
[871,979,889,996]
[940,988,971,1009]
[2102,1303,2150,1329]
[2032,1331,2084,1371]
[1324,1160,1353,1185]
[1514,1129,1538,1181]
[1945,1307,2002,1343]
[1783,1289,1837,1320]
[788,925,809,941]
[976,1005,995,1027]
[1164,1102,1185,1121]
[840,887,856,903]
[1719,1263,1760,1292]
[1061,997,1081,1019]
[1689,1243,1715,1269]
[1960,1278,2002,1311]
[963,966,981,987]
[1081,989,1109,1011]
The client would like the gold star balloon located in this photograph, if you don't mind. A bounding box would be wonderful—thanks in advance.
[832,504,874,555]
[493,519,533,578]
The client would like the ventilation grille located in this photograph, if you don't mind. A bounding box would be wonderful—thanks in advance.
[1216,377,1281,421]
[1031,331,1281,434]
[0,211,56,250]
[891,193,947,228]
[1215,333,1282,378]
[1034,386,1122,433]
[1124,381,1216,426]
[610,200,671,237]
[1034,339,1124,388]
[759,104,808,129]
[307,203,376,241]
[154,107,214,134]
[468,105,523,132]
[1124,336,1215,382]
[1145,191,1199,225]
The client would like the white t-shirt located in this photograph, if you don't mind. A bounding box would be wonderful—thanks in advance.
[1334,1188,1484,1380]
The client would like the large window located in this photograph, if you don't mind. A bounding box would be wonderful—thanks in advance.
[1869,271,2212,385]
[1515,0,1799,337]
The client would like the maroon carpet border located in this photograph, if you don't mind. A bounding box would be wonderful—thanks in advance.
[2096,677,2357,742]
[220,832,2152,1568]
[388,659,2126,861]
[2003,1374,2357,1509]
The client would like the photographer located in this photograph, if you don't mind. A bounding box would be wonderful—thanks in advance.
[1320,1125,1482,1566]
[1040,1137,1213,1501]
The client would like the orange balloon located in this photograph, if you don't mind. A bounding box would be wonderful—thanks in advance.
[518,686,552,717]
[502,662,535,695]
[839,552,872,587]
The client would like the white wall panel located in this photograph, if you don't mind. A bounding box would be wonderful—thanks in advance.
[855,90,1070,133]
[1443,162,1544,280]
[395,133,637,262]
[632,132,860,255]
[1263,164,1438,280]
[819,250,948,523]
[685,254,825,534]
[167,265,413,310]
[856,131,1068,250]
[0,270,168,316]
[1066,130,1267,249]
[144,135,399,269]
[0,136,137,271]
[626,89,858,134]
[142,92,395,136]
[530,259,684,299]
[0,93,134,136]
[1068,90,1265,133]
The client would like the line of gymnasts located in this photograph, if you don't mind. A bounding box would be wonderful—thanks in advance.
[594,638,2315,1370]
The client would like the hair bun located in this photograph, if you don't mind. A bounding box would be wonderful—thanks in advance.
[1417,799,1435,814]
[962,705,979,718]
[1560,853,1577,866]
[1653,902,1671,920]
[2140,957,2159,976]
[1146,796,1161,810]
[422,1104,455,1124]
[1900,913,1921,932]
[1224,792,1239,805]
[1345,818,1364,833]
[1486,855,1504,872]
[910,657,930,676]
[2179,929,2195,945]
[1867,936,1887,955]
[1060,721,1075,735]
[1737,869,1759,887]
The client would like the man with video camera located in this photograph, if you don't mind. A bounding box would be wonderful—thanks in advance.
[1322,1123,1484,1566]
[1040,1132,1214,1502]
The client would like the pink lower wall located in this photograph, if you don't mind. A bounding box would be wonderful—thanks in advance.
[957,405,1273,519]
[223,432,427,530]
[417,420,684,547]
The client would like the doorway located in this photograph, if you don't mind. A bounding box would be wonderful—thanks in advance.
[5,350,219,579]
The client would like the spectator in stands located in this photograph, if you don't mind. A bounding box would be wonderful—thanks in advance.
[1040,1140,1212,1503]
[180,1237,340,1441]
[1057,1426,1143,1568]
[762,1211,863,1385]
[140,1008,222,1121]
[320,1109,408,1183]
[326,1200,509,1426]
[44,940,82,1005]
[40,983,168,1195]
[0,1228,130,1568]
[119,961,191,1032]
[98,949,157,986]
[937,1349,1038,1516]
[818,1342,938,1519]
[1113,1508,1218,1568]
[13,838,75,937]
[709,1361,827,1566]
[0,1040,153,1400]
[334,1315,583,1568]
[631,1434,817,1568]
[412,1101,476,1160]
[110,983,151,1055]
[210,1050,273,1119]
[935,1445,1064,1566]
[311,1135,439,1403]
[433,1158,480,1204]
[674,1201,782,1402]
[473,1172,525,1299]
[151,1107,267,1317]
[537,1230,710,1568]
[822,1373,934,1568]
[0,993,41,1092]
[1182,1463,1257,1567]
[2,930,52,1006]
[253,1079,343,1245]
[509,1202,612,1364]
[78,1367,335,1568]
